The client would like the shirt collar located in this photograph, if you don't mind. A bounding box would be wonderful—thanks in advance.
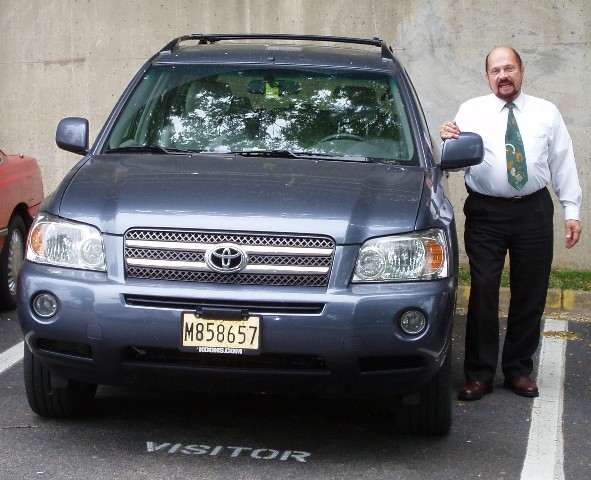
[495,92,525,113]
[512,92,525,111]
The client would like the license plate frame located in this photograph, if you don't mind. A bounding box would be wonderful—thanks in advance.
[180,312,261,354]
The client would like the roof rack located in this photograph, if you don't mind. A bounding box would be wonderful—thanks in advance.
[159,34,395,63]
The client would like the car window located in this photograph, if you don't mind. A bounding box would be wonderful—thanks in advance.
[106,64,417,164]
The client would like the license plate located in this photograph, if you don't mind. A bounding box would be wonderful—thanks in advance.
[181,312,260,354]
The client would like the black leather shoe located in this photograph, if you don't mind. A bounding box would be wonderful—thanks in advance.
[458,380,493,401]
[504,376,539,398]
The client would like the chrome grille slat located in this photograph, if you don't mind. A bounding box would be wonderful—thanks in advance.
[126,239,333,256]
[248,255,332,267]
[124,229,335,287]
[126,258,329,275]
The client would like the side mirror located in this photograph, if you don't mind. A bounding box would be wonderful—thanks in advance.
[56,117,89,155]
[440,132,483,171]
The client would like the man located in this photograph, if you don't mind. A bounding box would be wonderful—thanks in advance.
[440,46,582,401]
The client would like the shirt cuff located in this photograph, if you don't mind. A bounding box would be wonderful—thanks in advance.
[563,205,580,221]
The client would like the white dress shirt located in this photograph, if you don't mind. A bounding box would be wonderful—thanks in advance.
[454,92,582,220]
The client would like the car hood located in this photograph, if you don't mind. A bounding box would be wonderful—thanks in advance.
[58,154,424,244]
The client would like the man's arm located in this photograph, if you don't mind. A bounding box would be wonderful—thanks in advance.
[547,107,582,248]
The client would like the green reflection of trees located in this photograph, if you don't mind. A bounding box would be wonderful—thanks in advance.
[143,72,409,160]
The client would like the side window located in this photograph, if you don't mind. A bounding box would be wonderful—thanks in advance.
[107,72,163,148]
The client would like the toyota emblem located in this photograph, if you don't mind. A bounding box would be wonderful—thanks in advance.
[205,243,248,273]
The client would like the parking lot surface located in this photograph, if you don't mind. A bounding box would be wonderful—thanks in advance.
[1,308,589,479]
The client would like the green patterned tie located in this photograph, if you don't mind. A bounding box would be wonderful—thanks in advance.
[505,102,528,190]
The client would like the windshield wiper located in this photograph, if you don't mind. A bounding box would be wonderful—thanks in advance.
[236,149,299,158]
[235,150,367,162]
[104,145,198,155]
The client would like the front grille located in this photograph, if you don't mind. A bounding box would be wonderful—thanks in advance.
[126,248,204,263]
[123,347,329,371]
[124,229,336,287]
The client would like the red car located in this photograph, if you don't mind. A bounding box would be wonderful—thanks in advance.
[0,148,43,310]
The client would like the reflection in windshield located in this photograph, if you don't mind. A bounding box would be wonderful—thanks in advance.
[106,65,416,163]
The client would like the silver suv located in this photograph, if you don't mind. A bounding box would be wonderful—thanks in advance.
[18,34,482,435]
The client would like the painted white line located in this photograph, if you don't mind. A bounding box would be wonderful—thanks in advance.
[520,318,567,480]
[0,341,24,374]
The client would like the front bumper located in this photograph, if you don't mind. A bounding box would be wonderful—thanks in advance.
[18,261,456,398]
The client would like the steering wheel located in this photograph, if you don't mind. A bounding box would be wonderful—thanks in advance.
[319,132,365,143]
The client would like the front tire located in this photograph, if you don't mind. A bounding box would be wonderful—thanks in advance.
[23,342,97,418]
[0,215,26,310]
[395,346,452,435]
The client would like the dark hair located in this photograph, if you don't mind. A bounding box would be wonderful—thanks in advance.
[485,47,523,72]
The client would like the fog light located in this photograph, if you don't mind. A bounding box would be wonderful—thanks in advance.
[32,293,58,318]
[399,310,426,335]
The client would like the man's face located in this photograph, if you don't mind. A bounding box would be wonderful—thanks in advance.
[485,48,524,102]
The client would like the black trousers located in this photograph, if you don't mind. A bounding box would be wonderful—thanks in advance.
[463,187,554,384]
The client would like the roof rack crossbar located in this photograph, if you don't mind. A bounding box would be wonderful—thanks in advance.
[160,34,385,54]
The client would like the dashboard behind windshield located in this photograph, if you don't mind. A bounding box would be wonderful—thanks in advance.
[106,64,417,164]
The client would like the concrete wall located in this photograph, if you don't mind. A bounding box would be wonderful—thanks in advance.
[1,0,589,268]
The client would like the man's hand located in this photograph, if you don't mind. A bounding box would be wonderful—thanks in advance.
[565,220,581,249]
[440,120,460,140]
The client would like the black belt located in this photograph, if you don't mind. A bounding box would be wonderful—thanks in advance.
[466,185,546,202]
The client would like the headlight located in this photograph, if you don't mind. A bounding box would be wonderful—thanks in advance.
[352,229,448,282]
[27,213,106,271]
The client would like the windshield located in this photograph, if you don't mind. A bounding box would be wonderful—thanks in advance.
[105,64,417,164]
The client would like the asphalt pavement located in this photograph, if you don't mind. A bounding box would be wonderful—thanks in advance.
[1,298,590,479]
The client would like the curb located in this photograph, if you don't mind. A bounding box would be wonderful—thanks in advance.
[456,286,591,314]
